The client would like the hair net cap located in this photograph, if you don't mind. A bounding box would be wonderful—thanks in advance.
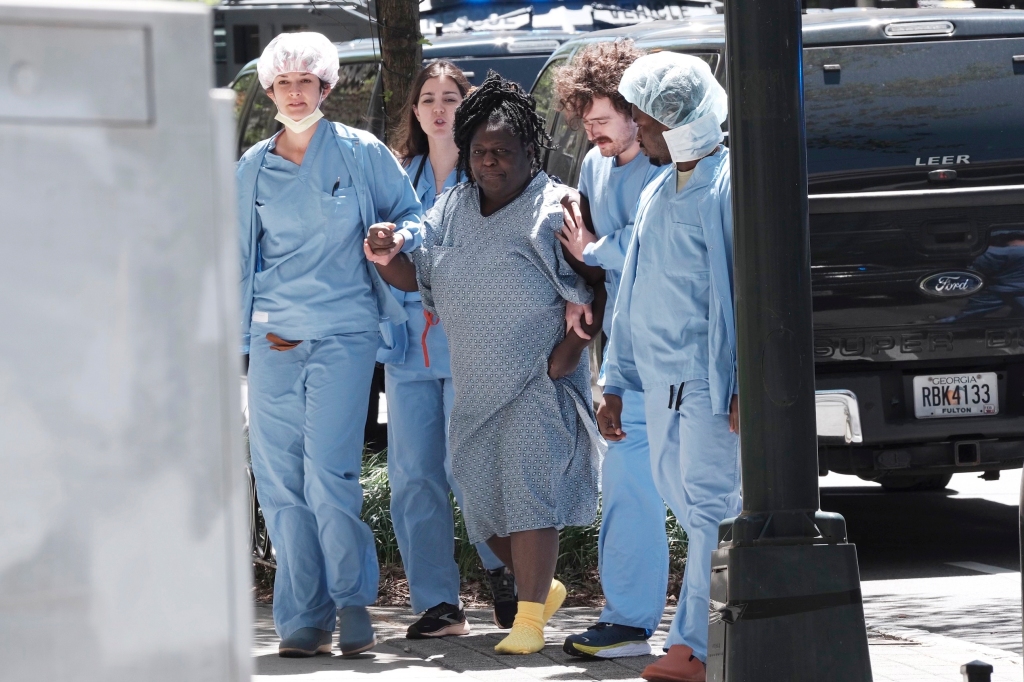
[257,32,339,90]
[617,51,727,130]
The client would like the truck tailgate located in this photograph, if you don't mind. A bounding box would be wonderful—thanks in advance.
[810,186,1024,364]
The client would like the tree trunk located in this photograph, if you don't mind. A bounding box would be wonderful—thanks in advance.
[376,0,421,146]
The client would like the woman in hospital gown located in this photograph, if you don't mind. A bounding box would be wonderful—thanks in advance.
[366,72,606,655]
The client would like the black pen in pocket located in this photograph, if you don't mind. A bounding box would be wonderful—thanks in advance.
[332,177,341,195]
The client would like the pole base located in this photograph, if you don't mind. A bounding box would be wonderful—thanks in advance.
[707,539,872,682]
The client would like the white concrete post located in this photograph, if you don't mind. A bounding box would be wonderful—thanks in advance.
[0,2,251,680]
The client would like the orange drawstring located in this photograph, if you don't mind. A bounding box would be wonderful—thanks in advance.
[421,309,440,367]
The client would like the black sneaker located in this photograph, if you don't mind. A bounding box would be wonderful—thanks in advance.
[563,622,652,658]
[406,602,470,639]
[485,567,518,629]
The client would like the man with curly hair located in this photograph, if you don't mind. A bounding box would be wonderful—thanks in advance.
[553,40,671,661]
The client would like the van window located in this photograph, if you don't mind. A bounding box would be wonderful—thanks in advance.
[545,110,588,186]
[239,87,279,157]
[532,58,572,175]
[531,57,567,125]
[321,62,379,129]
[230,69,257,121]
[804,38,1024,178]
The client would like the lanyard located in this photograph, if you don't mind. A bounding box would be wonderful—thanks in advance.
[421,309,440,367]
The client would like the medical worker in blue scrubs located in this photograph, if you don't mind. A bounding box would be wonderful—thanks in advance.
[551,41,670,659]
[381,61,517,638]
[599,52,741,682]
[238,32,422,659]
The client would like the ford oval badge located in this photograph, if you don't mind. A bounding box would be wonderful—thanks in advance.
[919,271,984,297]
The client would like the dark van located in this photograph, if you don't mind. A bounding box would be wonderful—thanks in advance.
[531,9,1024,490]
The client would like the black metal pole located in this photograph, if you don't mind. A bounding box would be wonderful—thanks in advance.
[704,1,873,680]
[729,0,819,521]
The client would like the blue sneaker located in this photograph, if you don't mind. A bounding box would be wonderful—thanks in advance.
[337,606,377,657]
[278,627,332,657]
[563,622,652,658]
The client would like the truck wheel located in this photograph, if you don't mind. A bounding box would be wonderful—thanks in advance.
[880,473,953,492]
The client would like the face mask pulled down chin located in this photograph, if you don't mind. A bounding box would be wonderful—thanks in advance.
[275,107,324,134]
[662,112,724,164]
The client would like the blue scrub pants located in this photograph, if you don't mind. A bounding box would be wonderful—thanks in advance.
[248,331,380,638]
[597,388,669,632]
[643,380,740,661]
[386,303,503,614]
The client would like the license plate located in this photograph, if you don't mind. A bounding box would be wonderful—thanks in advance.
[913,372,999,419]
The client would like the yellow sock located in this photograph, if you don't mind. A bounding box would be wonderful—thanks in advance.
[494,601,545,654]
[542,579,566,623]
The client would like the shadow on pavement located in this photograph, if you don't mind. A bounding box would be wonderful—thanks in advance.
[821,486,1019,580]
[253,650,455,676]
[376,607,667,679]
[862,579,1022,653]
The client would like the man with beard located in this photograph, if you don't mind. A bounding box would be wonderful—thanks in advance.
[553,41,670,660]
[599,51,741,682]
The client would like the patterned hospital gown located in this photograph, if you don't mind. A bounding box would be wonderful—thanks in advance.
[413,172,602,544]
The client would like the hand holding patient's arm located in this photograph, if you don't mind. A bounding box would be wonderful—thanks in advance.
[548,284,606,380]
[364,241,419,292]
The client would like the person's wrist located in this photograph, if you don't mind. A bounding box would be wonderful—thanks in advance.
[395,228,414,252]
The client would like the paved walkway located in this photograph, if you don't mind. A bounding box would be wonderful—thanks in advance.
[252,601,1023,681]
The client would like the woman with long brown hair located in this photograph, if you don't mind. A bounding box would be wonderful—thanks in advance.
[378,61,517,639]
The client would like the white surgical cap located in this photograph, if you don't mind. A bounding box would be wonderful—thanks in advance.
[257,32,339,90]
[618,51,727,131]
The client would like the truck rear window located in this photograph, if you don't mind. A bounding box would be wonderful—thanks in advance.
[446,55,553,89]
[804,38,1024,178]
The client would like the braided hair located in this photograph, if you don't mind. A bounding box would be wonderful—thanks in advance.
[452,71,553,182]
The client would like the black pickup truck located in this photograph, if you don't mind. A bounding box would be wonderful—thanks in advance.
[531,9,1024,490]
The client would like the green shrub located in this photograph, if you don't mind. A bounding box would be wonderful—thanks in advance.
[359,449,403,567]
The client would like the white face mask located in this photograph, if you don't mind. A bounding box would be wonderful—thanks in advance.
[662,112,724,164]
[273,90,326,134]
[275,108,324,134]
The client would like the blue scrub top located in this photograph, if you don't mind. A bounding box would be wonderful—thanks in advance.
[577,147,660,336]
[251,121,378,340]
[237,121,424,353]
[604,148,738,416]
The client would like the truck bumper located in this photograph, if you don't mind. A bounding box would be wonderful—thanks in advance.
[815,365,1024,477]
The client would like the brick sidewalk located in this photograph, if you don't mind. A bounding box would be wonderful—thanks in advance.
[252,604,1023,681]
